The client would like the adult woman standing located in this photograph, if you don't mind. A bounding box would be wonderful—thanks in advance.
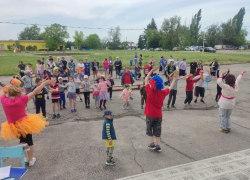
[103,58,109,78]
[114,57,122,79]
[16,61,26,77]
[67,59,76,77]
[210,58,219,80]
[197,60,203,75]
[92,58,99,80]
[134,53,138,65]
[108,56,113,77]
[77,59,85,80]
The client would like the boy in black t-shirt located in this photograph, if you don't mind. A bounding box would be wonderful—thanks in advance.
[32,78,48,117]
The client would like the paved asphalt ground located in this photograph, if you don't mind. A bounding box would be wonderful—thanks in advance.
[0,57,250,180]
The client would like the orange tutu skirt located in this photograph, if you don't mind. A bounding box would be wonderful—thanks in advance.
[1,114,49,141]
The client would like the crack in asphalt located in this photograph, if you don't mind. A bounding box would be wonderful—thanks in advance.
[138,116,196,161]
[130,138,144,173]
[232,122,250,131]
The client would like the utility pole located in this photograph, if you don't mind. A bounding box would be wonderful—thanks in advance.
[203,33,206,52]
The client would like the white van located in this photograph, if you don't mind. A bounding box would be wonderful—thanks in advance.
[214,45,223,50]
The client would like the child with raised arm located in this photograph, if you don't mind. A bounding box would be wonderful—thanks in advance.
[217,70,246,133]
[98,76,111,111]
[215,68,230,102]
[49,76,61,119]
[184,74,201,106]
[145,67,177,152]
[119,84,133,110]
[167,72,187,110]
[74,73,83,102]
[59,76,77,113]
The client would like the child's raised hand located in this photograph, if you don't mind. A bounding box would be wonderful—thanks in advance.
[242,70,246,74]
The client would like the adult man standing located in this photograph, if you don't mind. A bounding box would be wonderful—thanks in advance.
[114,57,122,79]
[61,57,68,74]
[92,58,99,80]
[190,59,197,75]
[179,58,187,76]
[84,57,91,77]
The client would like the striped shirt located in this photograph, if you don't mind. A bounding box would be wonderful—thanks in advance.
[50,83,60,99]
[106,123,111,140]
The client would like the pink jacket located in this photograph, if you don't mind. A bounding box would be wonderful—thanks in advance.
[119,89,133,100]
[98,81,111,93]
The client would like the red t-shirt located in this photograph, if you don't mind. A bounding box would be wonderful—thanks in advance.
[186,76,201,91]
[0,95,28,124]
[144,84,170,118]
[123,71,131,84]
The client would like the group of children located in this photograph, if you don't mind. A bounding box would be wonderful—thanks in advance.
[0,56,247,167]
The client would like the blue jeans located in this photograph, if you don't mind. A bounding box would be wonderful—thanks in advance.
[134,58,138,65]
[60,93,66,107]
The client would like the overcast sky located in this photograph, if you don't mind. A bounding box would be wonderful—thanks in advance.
[0,0,249,43]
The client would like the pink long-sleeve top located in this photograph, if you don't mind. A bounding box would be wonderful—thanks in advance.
[119,89,133,101]
[98,81,111,93]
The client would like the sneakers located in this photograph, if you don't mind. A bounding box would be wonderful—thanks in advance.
[24,157,28,163]
[63,106,66,109]
[167,105,170,110]
[148,143,156,150]
[130,97,133,100]
[201,99,205,104]
[52,114,56,119]
[106,159,115,166]
[29,157,36,166]
[103,106,106,110]
[71,109,74,113]
[171,105,176,108]
[74,109,77,112]
[141,105,143,109]
[80,98,83,102]
[155,145,162,152]
[47,96,49,100]
[194,99,197,103]
[57,114,60,118]
[219,128,229,134]
[85,106,88,109]
[99,106,102,111]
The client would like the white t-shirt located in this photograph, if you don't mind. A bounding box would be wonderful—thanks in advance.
[168,58,173,64]
[78,63,85,68]
[194,74,208,87]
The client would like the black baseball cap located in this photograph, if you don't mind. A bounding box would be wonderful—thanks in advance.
[103,110,114,116]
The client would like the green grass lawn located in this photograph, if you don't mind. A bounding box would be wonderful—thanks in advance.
[0,50,250,75]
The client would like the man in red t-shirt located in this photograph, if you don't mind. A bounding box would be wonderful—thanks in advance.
[145,67,178,152]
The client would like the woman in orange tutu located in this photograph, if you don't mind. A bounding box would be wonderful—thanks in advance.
[0,79,52,166]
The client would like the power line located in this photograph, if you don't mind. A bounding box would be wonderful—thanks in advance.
[0,22,143,31]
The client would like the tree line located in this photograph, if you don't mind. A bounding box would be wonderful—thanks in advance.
[138,7,247,50]
[16,7,247,51]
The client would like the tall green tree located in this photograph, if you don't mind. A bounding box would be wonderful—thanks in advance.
[233,7,245,35]
[206,24,223,47]
[108,26,121,50]
[161,16,181,49]
[73,31,84,50]
[19,25,42,40]
[146,18,157,30]
[138,35,144,49]
[42,23,69,50]
[189,9,202,44]
[146,29,161,48]
[85,34,100,49]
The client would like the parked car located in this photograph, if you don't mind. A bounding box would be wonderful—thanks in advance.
[149,48,154,51]
[185,46,190,51]
[214,45,223,50]
[238,46,245,50]
[204,47,216,53]
[190,45,199,51]
[155,48,162,51]
[172,47,179,51]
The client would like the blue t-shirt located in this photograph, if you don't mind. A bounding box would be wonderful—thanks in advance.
[159,59,163,67]
[67,82,76,93]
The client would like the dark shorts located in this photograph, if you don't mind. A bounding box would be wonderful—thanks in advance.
[19,134,33,146]
[146,116,162,137]
[76,89,80,94]
[159,66,162,71]
[52,99,60,103]
[211,71,216,76]
[195,86,205,97]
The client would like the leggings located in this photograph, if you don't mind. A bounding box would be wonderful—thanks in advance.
[108,87,113,99]
[83,92,90,106]
[109,67,113,76]
[123,101,129,108]
[167,89,177,106]
[106,147,114,162]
